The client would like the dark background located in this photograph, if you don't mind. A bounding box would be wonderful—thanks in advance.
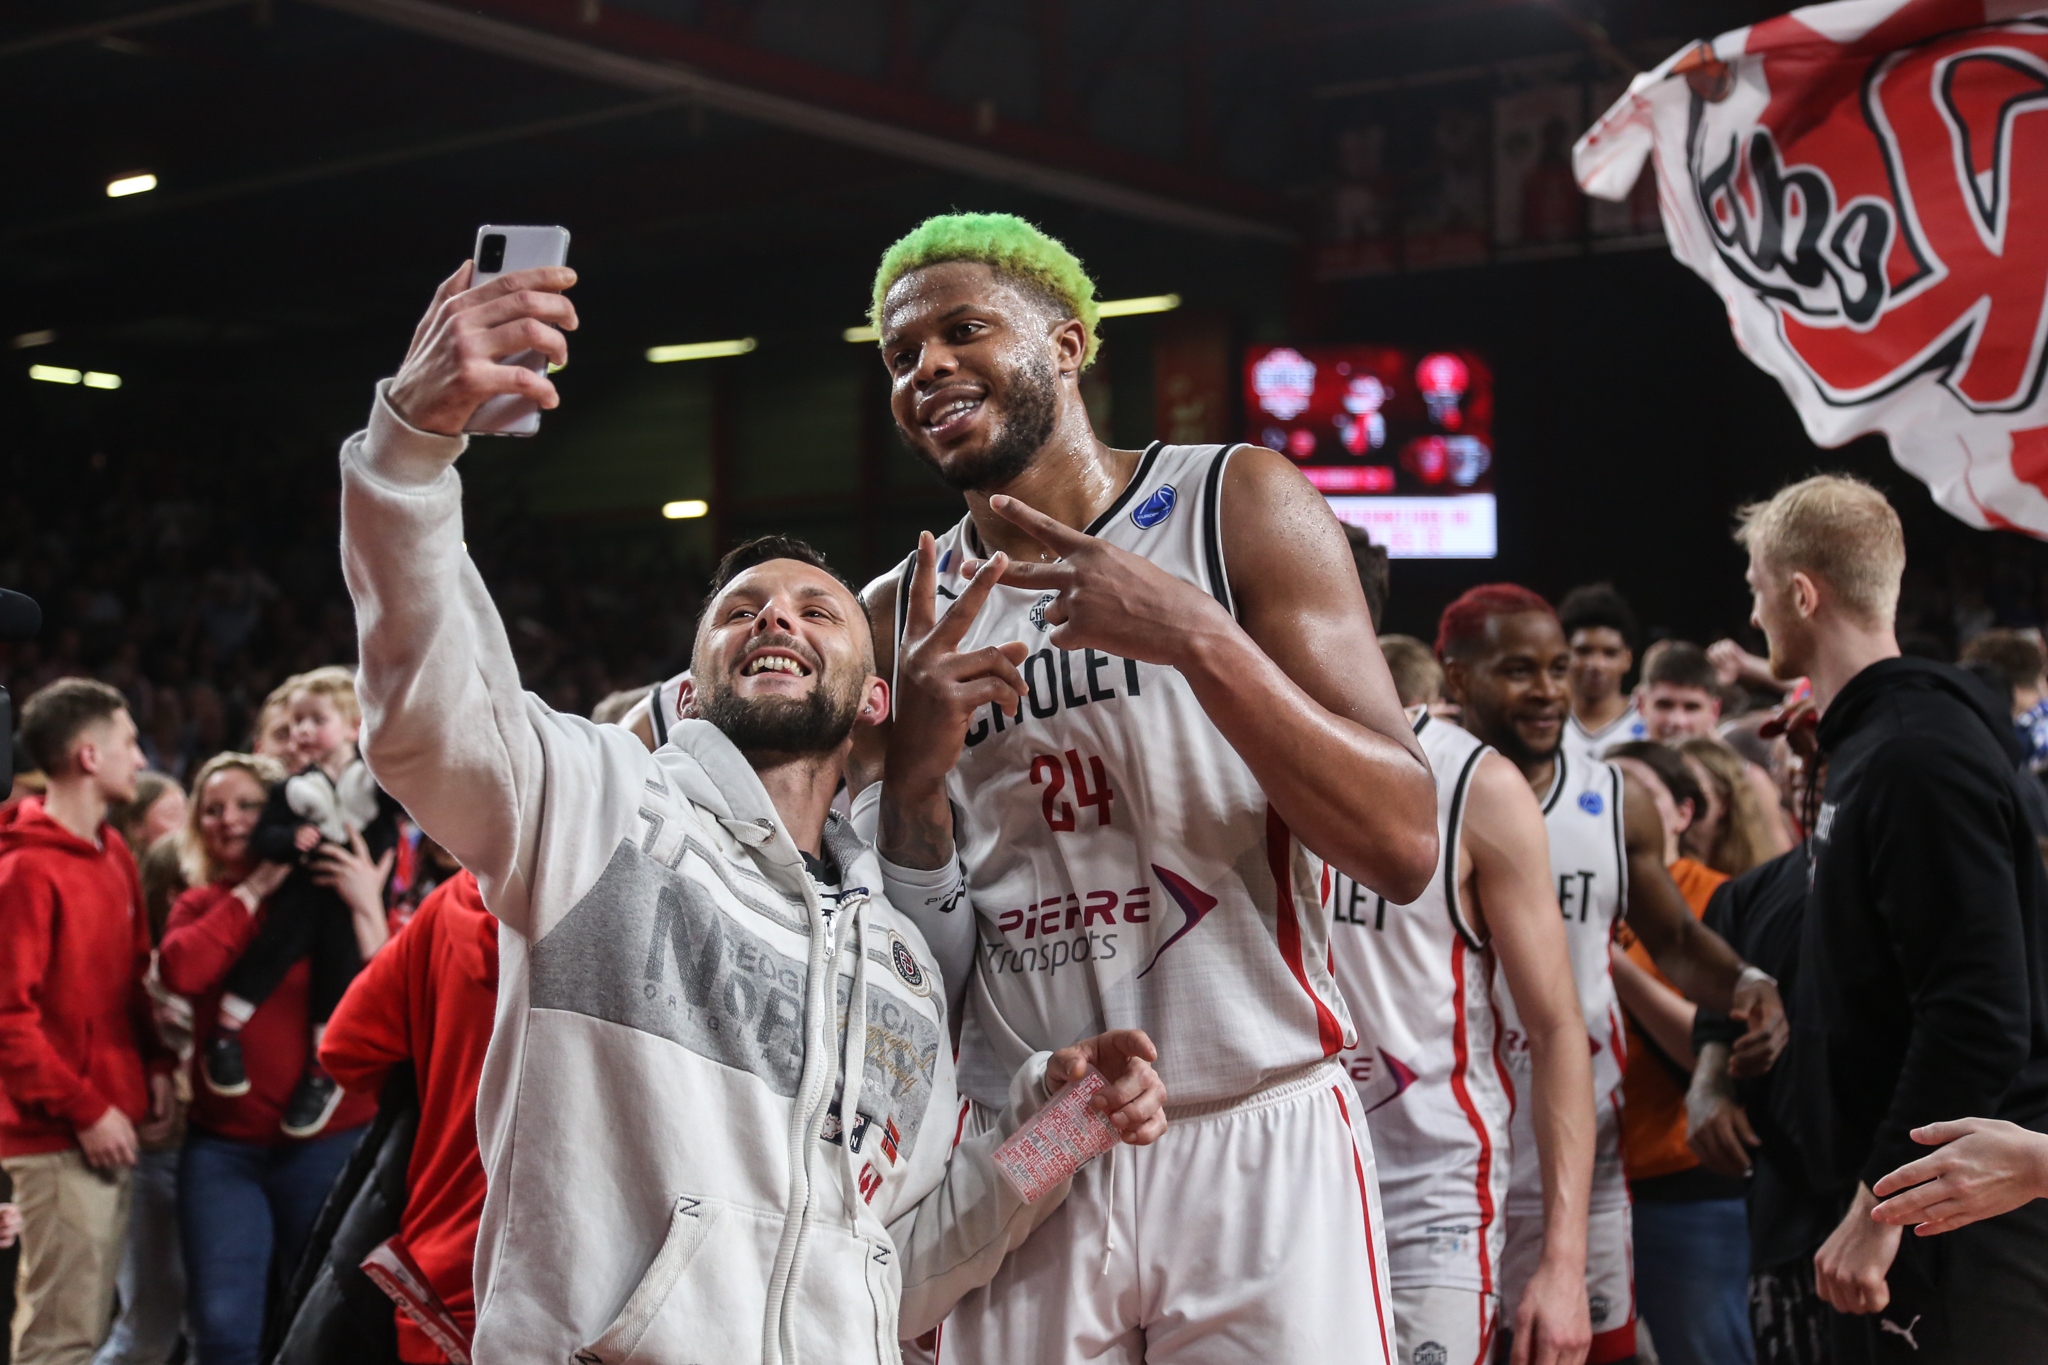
[5,0,2041,767]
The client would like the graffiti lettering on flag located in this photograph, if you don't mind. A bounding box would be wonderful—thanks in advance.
[1575,0,2048,536]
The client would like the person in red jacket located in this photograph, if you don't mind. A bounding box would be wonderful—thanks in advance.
[320,871,495,1363]
[159,751,395,1365]
[0,678,174,1365]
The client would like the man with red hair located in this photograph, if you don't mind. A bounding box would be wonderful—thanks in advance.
[1435,585,1786,1365]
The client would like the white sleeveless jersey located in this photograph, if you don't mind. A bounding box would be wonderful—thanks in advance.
[1565,704,1645,766]
[1329,711,1512,1293]
[1496,748,1631,1215]
[893,442,1355,1108]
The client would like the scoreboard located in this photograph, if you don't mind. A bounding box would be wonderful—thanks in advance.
[1244,344,1495,558]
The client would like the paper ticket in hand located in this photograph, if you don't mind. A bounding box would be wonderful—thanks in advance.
[993,1070,1121,1203]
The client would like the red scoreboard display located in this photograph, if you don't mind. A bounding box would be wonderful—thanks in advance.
[1243,344,1495,558]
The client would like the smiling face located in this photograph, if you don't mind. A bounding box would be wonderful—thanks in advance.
[880,261,1084,492]
[198,765,268,878]
[1445,611,1572,771]
[688,558,884,758]
[1640,681,1721,742]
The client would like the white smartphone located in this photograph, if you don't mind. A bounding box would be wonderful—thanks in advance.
[463,224,571,437]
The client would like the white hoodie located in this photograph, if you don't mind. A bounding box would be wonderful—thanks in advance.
[339,384,1073,1365]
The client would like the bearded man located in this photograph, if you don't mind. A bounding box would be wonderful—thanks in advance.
[335,259,1168,1365]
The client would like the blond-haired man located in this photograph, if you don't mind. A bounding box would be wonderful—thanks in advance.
[1739,474,2048,1360]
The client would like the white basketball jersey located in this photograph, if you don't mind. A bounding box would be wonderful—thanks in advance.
[1497,748,1631,1215]
[894,443,1355,1108]
[1565,704,1645,766]
[1329,711,1512,1293]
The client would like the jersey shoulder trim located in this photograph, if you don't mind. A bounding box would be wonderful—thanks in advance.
[1199,444,1240,619]
[1607,760,1629,914]
[1084,441,1166,536]
[1540,749,1570,815]
[1442,741,1490,950]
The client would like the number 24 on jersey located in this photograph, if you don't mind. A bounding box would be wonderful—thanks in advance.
[1031,750,1115,831]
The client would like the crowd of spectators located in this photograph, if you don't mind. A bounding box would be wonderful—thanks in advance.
[0,447,706,790]
[4,459,2048,1365]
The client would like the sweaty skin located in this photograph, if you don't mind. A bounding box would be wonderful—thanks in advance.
[1455,750,1596,1365]
[1443,611,1786,1066]
[858,260,1436,901]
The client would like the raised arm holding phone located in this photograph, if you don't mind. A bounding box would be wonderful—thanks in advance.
[341,251,1167,1365]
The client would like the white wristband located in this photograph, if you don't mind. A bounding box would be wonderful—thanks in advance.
[1735,965,1776,994]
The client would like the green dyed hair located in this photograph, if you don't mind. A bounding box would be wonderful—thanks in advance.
[869,212,1101,367]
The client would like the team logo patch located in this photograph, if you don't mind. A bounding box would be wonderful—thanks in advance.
[1363,1048,1419,1115]
[1136,865,1218,978]
[888,931,931,996]
[1589,1292,1612,1327]
[1029,592,1057,632]
[1130,483,1177,529]
[1415,1345,1448,1365]
[1578,790,1604,816]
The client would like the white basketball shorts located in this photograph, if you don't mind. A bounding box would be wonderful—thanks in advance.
[1393,1285,1498,1365]
[930,1058,1396,1365]
[1498,1204,1636,1364]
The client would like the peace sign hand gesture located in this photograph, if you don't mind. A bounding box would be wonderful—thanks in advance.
[886,531,1031,797]
[961,494,1232,668]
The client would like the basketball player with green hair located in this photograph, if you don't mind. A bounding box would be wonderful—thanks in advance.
[853,212,1441,1362]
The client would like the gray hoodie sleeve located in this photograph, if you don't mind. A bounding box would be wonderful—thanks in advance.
[338,381,642,939]
[888,1051,1076,1339]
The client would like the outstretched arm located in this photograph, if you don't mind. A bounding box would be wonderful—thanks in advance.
[342,260,645,940]
[1467,752,1593,1365]
[1871,1118,2048,1235]
[1618,772,1784,1072]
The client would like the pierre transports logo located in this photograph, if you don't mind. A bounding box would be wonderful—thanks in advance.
[1687,19,2048,414]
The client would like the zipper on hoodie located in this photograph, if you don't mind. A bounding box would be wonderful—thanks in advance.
[762,863,839,1365]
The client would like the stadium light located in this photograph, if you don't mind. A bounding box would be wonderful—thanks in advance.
[106,173,157,198]
[646,338,755,363]
[842,293,1179,342]
[28,365,82,384]
[662,499,710,520]
[83,372,122,390]
[1096,293,1181,318]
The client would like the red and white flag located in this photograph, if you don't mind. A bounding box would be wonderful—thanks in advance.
[1576,1,2048,533]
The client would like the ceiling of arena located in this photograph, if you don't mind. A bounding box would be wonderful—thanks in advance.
[4,0,1786,388]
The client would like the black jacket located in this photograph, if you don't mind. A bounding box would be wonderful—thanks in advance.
[1697,846,1834,1267]
[1794,656,2048,1203]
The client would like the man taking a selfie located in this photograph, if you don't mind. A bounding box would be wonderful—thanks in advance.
[334,259,1168,1365]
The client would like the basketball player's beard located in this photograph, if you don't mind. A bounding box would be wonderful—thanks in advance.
[1479,709,1561,772]
[695,670,863,757]
[902,350,1059,492]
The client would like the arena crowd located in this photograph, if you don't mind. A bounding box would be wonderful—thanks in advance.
[3,214,2046,1365]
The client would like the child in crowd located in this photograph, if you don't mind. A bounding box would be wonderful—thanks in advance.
[201,667,398,1137]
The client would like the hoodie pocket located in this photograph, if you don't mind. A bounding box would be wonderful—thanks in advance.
[570,1193,777,1365]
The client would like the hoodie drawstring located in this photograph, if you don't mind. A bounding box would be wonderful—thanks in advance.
[837,894,871,1230]
[1100,1137,1118,1275]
